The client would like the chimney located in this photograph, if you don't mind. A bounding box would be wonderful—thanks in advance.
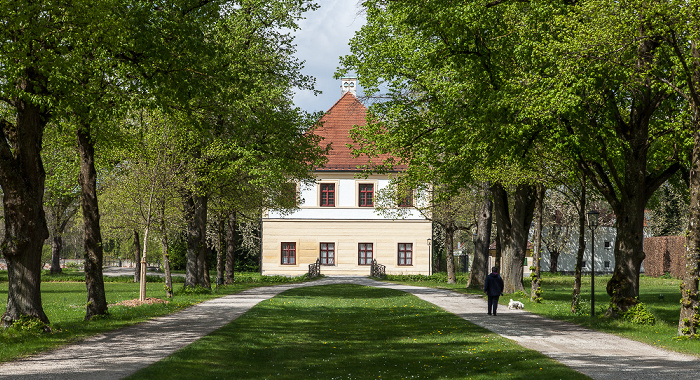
[340,77,357,96]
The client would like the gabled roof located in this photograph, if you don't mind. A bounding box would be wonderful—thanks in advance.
[312,92,399,172]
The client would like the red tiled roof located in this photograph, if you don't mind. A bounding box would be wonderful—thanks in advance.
[312,92,401,172]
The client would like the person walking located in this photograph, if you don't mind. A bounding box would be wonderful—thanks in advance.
[484,266,504,316]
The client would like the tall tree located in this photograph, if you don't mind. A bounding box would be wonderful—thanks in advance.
[527,0,685,315]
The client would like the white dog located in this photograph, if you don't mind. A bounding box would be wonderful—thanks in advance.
[508,299,524,310]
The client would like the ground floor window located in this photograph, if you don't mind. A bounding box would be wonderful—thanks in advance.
[398,243,413,266]
[281,242,296,265]
[358,243,373,265]
[320,242,335,265]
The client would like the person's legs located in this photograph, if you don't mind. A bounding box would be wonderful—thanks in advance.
[487,296,495,315]
[492,296,499,315]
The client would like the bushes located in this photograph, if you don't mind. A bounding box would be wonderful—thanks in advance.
[620,303,656,326]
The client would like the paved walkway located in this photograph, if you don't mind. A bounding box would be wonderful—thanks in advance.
[1,277,698,379]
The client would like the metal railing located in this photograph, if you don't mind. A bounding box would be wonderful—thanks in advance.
[308,258,321,278]
[370,259,386,278]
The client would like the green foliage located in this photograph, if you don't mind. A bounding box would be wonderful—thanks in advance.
[5,316,49,334]
[167,239,187,271]
[620,303,657,326]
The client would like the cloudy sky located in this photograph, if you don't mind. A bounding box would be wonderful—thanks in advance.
[291,1,366,114]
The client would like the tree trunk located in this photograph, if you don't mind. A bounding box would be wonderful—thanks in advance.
[531,184,545,302]
[184,195,199,288]
[571,186,587,313]
[549,251,560,273]
[133,229,141,283]
[0,100,51,327]
[161,234,173,298]
[50,233,63,275]
[216,218,225,286]
[445,226,456,284]
[225,212,236,284]
[77,125,108,320]
[185,192,209,288]
[604,197,647,317]
[492,183,537,294]
[468,182,492,289]
[679,103,700,336]
[197,196,210,288]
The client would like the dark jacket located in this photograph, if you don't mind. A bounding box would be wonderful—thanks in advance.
[484,272,504,297]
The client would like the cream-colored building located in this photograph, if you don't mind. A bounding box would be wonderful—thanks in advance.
[261,79,432,276]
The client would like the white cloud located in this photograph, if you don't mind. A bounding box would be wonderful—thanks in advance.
[292,1,366,113]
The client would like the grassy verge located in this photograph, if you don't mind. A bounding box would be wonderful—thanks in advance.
[384,272,700,357]
[126,284,590,380]
[0,270,309,363]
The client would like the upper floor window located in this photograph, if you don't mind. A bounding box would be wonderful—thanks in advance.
[398,192,413,207]
[320,183,335,207]
[359,184,374,207]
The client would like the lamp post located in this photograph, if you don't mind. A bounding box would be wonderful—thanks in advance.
[587,210,600,317]
[427,238,432,276]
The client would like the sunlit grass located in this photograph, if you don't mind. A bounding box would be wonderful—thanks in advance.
[0,271,309,363]
[386,272,700,357]
[126,285,589,380]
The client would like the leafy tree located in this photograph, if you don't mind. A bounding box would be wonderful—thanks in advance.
[526,0,686,315]
[340,0,545,293]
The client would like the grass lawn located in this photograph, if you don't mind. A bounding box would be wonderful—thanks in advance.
[126,284,590,380]
[0,270,309,363]
[385,272,700,357]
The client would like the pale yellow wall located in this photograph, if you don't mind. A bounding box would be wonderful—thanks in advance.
[262,219,432,276]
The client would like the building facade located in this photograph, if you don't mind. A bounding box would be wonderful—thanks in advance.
[261,79,432,276]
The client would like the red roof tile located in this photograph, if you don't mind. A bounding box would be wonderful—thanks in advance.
[312,92,401,172]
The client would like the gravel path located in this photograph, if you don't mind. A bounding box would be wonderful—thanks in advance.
[1,276,698,379]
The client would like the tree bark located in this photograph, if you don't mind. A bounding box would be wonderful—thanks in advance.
[549,251,560,273]
[133,229,141,283]
[161,233,173,298]
[77,125,108,320]
[0,100,50,327]
[50,234,63,275]
[225,212,236,284]
[531,184,545,302]
[468,182,492,289]
[216,217,225,285]
[679,102,700,336]
[492,183,537,294]
[184,195,199,288]
[185,192,209,288]
[445,226,456,284]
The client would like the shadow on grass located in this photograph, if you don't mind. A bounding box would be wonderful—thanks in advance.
[127,285,589,380]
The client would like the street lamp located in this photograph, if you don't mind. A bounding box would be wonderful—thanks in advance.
[427,238,432,276]
[587,210,600,317]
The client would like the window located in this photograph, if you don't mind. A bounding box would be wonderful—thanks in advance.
[604,261,610,268]
[320,243,335,265]
[582,261,587,268]
[320,183,335,207]
[398,243,413,266]
[359,184,374,207]
[398,192,413,207]
[281,242,296,265]
[358,243,373,265]
[604,241,612,249]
